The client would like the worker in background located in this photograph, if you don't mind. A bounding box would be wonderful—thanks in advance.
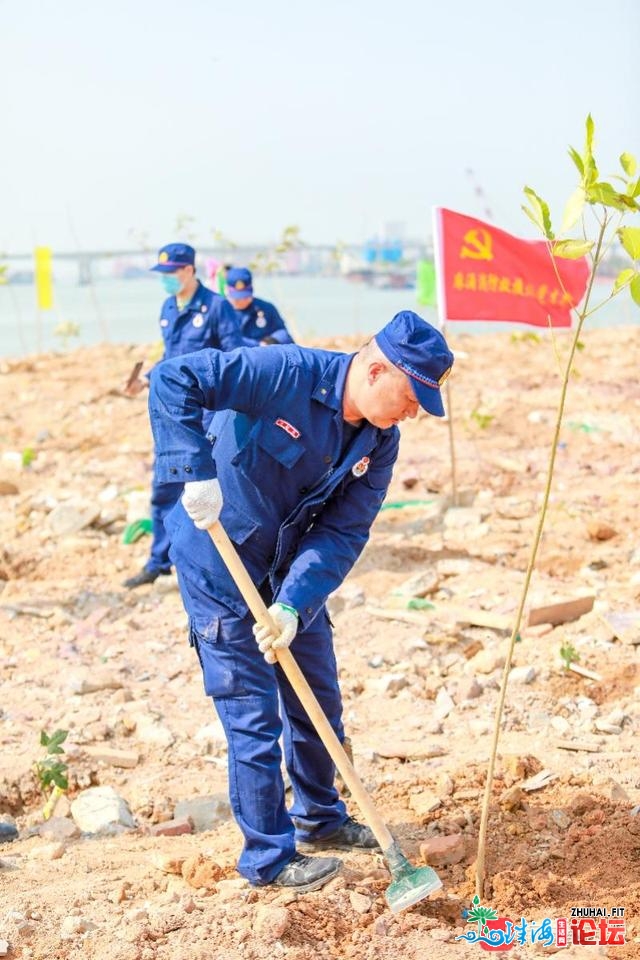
[225,266,294,345]
[122,242,244,589]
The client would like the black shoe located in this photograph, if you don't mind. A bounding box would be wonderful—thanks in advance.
[270,853,342,893]
[297,816,380,853]
[122,568,170,589]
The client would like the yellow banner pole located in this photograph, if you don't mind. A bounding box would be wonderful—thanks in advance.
[34,246,54,354]
[34,247,54,310]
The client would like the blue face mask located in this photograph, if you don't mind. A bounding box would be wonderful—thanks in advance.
[161,274,182,296]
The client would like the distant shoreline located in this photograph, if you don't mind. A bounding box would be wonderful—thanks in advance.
[0,274,636,360]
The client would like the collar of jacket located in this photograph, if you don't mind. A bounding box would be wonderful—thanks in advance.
[172,279,206,315]
[311,352,353,413]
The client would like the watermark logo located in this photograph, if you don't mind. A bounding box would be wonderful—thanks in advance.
[456,896,626,950]
[456,896,515,951]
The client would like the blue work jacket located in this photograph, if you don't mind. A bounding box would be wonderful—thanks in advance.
[159,280,243,358]
[149,345,399,627]
[233,297,294,346]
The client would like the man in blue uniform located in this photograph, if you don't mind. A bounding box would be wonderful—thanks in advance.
[225,266,294,345]
[149,310,453,891]
[123,242,244,589]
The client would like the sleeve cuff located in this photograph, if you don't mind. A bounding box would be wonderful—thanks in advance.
[154,455,217,484]
[277,591,320,630]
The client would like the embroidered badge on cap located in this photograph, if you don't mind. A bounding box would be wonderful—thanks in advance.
[193,315,204,328]
[235,280,246,290]
[275,418,301,439]
[159,252,169,263]
[352,456,370,478]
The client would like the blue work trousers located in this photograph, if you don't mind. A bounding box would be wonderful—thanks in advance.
[188,598,347,885]
[146,477,183,573]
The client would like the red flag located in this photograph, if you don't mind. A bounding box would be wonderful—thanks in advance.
[434,208,590,328]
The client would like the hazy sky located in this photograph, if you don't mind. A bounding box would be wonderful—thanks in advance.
[2,0,638,254]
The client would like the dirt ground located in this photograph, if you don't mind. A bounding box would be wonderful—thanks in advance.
[1,325,639,959]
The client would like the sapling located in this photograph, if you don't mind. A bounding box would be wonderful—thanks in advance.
[34,729,69,820]
[21,447,35,468]
[476,115,639,898]
[53,320,81,350]
[560,641,580,669]
[470,408,494,430]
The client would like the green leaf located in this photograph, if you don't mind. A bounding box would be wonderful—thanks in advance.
[568,145,584,177]
[40,769,54,788]
[523,186,554,239]
[560,641,580,668]
[552,239,593,259]
[522,203,543,232]
[582,115,599,187]
[51,768,68,790]
[620,152,637,177]
[40,730,50,747]
[631,274,640,307]
[585,114,594,155]
[470,409,494,429]
[618,226,640,261]
[584,158,599,187]
[614,268,636,292]
[560,186,585,234]
[586,181,627,210]
[49,729,68,748]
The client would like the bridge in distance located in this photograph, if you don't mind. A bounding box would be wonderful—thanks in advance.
[4,241,431,285]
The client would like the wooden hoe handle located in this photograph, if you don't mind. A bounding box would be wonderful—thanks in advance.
[207,521,395,852]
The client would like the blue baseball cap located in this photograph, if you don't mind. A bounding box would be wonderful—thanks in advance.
[226,267,253,300]
[150,243,196,273]
[375,311,454,417]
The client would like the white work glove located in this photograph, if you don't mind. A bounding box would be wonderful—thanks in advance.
[182,478,223,530]
[253,602,299,664]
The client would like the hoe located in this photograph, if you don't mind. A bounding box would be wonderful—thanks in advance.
[208,521,443,913]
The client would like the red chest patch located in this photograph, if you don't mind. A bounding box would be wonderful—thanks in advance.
[352,456,370,478]
[275,418,301,439]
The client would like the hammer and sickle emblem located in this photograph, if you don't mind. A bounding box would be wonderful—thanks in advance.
[460,229,493,261]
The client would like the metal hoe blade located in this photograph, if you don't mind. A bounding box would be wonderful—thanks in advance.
[384,841,443,913]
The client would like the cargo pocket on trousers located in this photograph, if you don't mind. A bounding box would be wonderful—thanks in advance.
[189,616,250,699]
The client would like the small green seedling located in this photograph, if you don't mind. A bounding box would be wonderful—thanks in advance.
[470,409,495,430]
[21,447,35,468]
[35,729,69,819]
[510,330,541,345]
[53,320,81,350]
[560,641,580,669]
